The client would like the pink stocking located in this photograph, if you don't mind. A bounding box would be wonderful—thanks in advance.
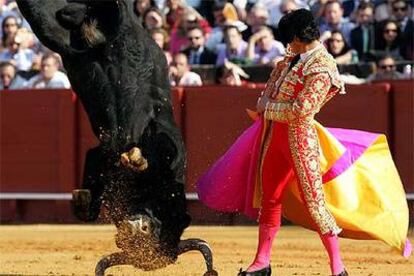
[319,232,344,275]
[246,223,279,272]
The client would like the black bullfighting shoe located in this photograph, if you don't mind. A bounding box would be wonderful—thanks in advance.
[71,189,91,221]
[237,265,271,276]
[332,270,349,276]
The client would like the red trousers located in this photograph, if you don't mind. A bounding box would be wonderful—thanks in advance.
[259,122,295,226]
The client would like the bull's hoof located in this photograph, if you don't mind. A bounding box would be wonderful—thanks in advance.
[203,270,219,276]
[72,189,91,222]
[120,147,148,172]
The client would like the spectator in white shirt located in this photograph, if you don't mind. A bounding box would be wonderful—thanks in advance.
[169,53,202,86]
[216,25,249,66]
[247,25,285,65]
[26,53,71,89]
[0,32,36,71]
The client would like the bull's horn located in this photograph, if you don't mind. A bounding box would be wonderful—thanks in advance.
[178,239,218,276]
[95,251,129,276]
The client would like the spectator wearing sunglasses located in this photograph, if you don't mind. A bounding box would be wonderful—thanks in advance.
[366,55,403,82]
[391,0,413,60]
[181,26,216,65]
[326,30,357,64]
[374,19,403,60]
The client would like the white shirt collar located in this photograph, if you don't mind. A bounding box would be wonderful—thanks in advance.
[300,44,323,61]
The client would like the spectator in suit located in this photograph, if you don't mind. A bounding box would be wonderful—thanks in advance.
[168,7,211,55]
[391,0,414,60]
[326,30,357,64]
[350,2,376,61]
[319,0,355,44]
[366,54,404,81]
[169,53,202,86]
[26,53,71,89]
[246,25,285,65]
[216,25,249,66]
[0,61,26,89]
[375,19,403,60]
[181,26,217,65]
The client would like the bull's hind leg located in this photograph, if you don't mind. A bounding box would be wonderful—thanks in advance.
[178,239,218,276]
[72,147,105,221]
[95,251,129,276]
[120,147,148,172]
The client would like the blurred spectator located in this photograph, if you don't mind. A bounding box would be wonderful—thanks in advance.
[0,0,18,35]
[0,32,36,71]
[366,55,404,81]
[246,25,285,65]
[350,2,376,61]
[326,30,357,64]
[319,0,355,44]
[375,0,395,22]
[280,0,299,15]
[1,15,18,51]
[391,0,414,60]
[206,2,247,53]
[257,0,306,26]
[26,53,71,89]
[169,7,211,55]
[181,26,217,65]
[242,4,271,41]
[309,0,329,24]
[216,25,249,66]
[375,19,403,60]
[165,0,187,28]
[133,0,157,24]
[216,60,252,86]
[142,7,168,31]
[0,61,26,89]
[169,53,202,86]
[205,1,227,52]
[150,28,172,65]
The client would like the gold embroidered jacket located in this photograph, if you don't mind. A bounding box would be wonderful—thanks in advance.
[260,46,344,235]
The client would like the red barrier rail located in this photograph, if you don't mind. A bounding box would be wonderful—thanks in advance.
[0,82,413,223]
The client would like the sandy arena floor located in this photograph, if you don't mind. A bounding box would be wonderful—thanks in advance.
[0,225,413,276]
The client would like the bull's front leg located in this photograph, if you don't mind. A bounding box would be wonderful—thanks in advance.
[72,147,105,222]
[119,147,148,172]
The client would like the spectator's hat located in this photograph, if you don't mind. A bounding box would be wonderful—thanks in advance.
[222,3,248,32]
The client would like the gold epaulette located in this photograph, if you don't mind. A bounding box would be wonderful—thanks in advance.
[302,48,344,93]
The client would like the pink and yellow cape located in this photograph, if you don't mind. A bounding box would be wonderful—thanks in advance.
[197,117,411,258]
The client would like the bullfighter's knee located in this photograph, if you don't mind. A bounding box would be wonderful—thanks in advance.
[120,147,148,172]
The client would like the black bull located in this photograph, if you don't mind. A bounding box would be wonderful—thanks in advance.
[16,0,217,275]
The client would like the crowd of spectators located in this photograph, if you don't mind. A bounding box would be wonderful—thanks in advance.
[0,0,413,90]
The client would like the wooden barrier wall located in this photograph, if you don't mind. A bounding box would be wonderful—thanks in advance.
[0,80,413,223]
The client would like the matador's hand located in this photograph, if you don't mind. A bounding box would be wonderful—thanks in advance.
[256,93,269,113]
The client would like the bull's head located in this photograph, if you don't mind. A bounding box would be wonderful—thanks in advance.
[56,0,121,48]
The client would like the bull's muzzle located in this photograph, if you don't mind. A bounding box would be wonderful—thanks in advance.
[127,216,151,236]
